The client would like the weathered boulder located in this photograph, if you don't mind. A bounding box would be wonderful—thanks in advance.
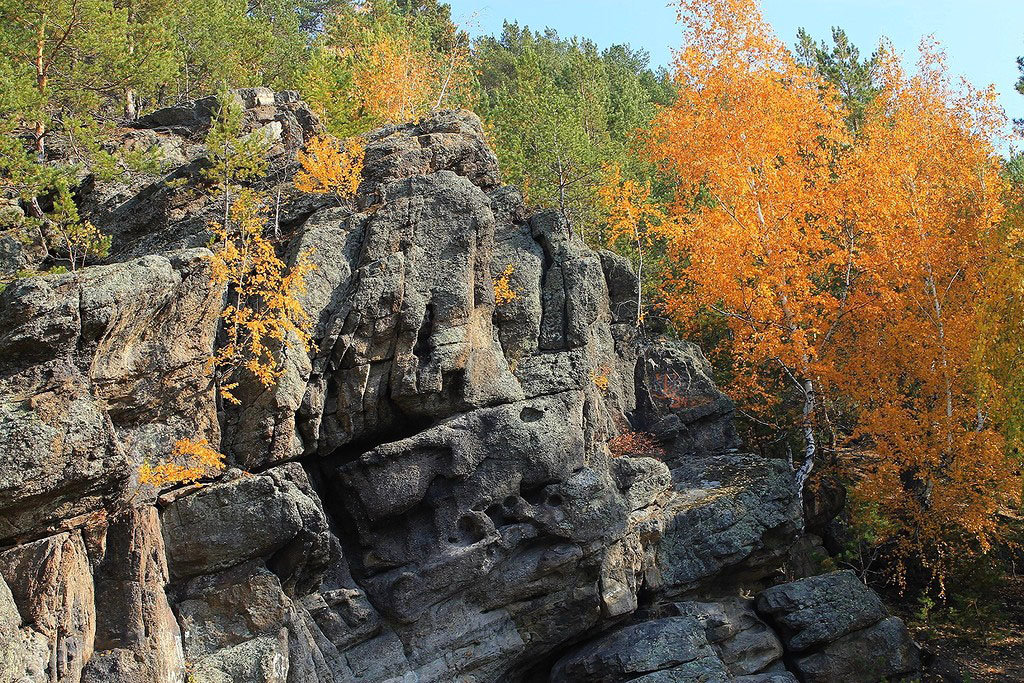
[653,455,802,595]
[755,570,887,652]
[672,599,786,677]
[756,571,920,683]
[550,616,728,683]
[792,616,920,683]
[161,463,331,591]
[634,340,741,460]
[360,109,500,190]
[549,597,789,683]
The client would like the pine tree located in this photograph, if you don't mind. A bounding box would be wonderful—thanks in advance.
[795,27,878,133]
[474,23,672,237]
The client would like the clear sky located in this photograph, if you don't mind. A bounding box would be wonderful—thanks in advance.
[445,0,1024,135]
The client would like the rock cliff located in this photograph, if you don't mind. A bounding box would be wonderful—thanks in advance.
[0,90,922,683]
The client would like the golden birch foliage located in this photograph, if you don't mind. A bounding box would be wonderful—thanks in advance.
[493,265,518,306]
[300,5,474,135]
[209,189,316,403]
[599,164,661,244]
[295,135,365,199]
[650,0,1021,590]
[835,41,1021,587]
[598,162,667,326]
[647,0,854,409]
[355,33,437,123]
[975,191,1024,452]
[139,438,225,489]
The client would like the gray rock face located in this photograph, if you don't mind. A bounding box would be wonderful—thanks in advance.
[550,616,728,683]
[0,99,924,683]
[792,616,920,683]
[161,464,331,591]
[0,249,222,542]
[634,341,742,460]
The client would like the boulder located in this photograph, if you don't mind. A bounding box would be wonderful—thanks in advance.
[161,464,331,591]
[634,341,741,460]
[653,454,802,594]
[361,109,500,189]
[671,599,786,677]
[755,570,887,652]
[792,616,920,683]
[549,616,728,683]
[756,572,921,683]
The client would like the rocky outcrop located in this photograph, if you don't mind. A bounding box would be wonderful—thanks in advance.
[0,93,924,682]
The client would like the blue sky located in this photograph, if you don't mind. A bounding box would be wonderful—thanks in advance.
[445,0,1024,134]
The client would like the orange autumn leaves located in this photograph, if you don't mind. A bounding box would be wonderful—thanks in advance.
[837,42,1017,585]
[354,34,439,124]
[598,163,668,327]
[650,0,852,385]
[295,135,366,200]
[649,0,1021,585]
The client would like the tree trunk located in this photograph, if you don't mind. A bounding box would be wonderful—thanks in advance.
[778,293,817,503]
[795,377,817,497]
[34,20,48,158]
[125,89,138,120]
[635,226,644,331]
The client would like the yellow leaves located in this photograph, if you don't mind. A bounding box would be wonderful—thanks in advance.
[354,34,436,124]
[208,189,317,402]
[302,12,475,136]
[651,0,852,381]
[597,163,666,247]
[295,135,365,200]
[493,264,518,306]
[653,0,1020,585]
[591,367,610,394]
[139,438,225,489]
